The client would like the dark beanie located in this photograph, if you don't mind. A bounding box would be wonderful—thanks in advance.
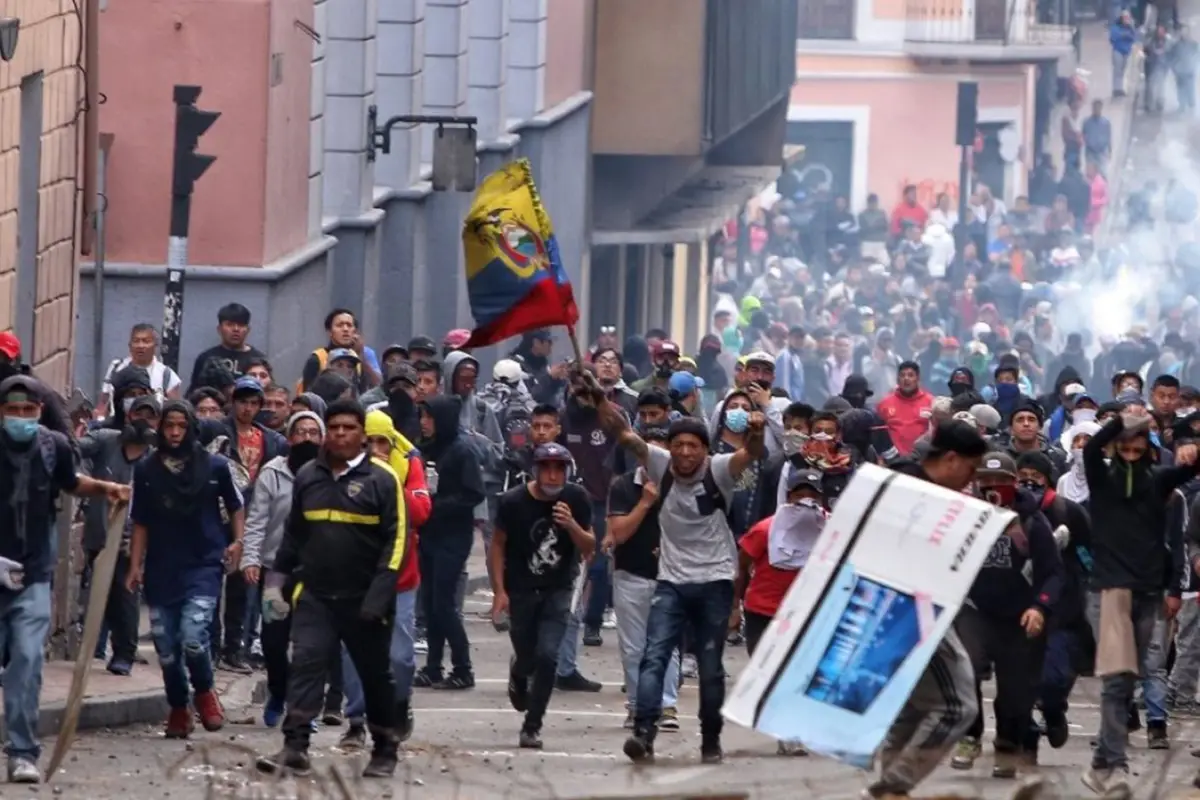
[1016,451,1054,482]
[667,417,710,448]
[1009,398,1045,426]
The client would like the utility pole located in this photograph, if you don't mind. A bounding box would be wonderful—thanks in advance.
[160,85,219,373]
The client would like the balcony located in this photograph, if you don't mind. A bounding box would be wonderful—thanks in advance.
[904,0,1075,61]
[592,0,795,157]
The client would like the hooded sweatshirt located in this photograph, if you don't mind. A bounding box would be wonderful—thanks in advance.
[365,409,432,592]
[420,395,486,541]
[968,488,1064,621]
[443,350,504,495]
[1085,415,1199,594]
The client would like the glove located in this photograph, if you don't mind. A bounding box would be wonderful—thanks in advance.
[262,586,290,623]
[0,557,24,591]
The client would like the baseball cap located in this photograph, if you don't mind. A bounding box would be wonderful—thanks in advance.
[0,374,41,403]
[0,332,19,360]
[406,336,437,355]
[655,341,681,358]
[327,347,361,365]
[841,375,873,399]
[941,337,960,349]
[668,371,705,397]
[787,467,824,493]
[532,442,572,463]
[385,361,418,388]
[744,351,775,368]
[976,452,1018,478]
[493,358,529,383]
[232,376,264,396]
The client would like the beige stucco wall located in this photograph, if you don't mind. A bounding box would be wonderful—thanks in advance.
[0,0,85,390]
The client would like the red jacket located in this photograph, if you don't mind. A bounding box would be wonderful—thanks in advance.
[877,389,934,456]
[397,452,432,593]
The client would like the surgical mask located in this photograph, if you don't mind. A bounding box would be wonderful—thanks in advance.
[1150,431,1162,449]
[725,408,750,434]
[1018,479,1046,505]
[2,416,38,443]
[539,483,565,499]
[782,429,808,457]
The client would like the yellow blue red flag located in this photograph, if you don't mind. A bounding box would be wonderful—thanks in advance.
[461,158,579,348]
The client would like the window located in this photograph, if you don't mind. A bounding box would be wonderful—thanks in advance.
[16,72,43,354]
[798,0,856,40]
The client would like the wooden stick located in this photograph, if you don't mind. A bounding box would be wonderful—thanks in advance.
[45,501,129,782]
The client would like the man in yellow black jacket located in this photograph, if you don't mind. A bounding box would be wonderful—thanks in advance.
[255,399,406,779]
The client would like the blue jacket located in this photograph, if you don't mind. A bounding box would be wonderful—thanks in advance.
[1110,22,1136,56]
[774,348,805,402]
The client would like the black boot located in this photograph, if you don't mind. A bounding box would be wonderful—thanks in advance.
[623,729,655,764]
[397,701,414,743]
[255,747,311,776]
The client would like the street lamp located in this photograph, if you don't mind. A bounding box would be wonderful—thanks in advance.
[0,18,18,62]
[366,106,479,191]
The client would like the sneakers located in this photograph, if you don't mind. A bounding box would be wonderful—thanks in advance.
[256,747,312,777]
[657,706,679,732]
[1083,764,1125,795]
[338,723,367,751]
[7,757,39,784]
[1127,705,1142,732]
[321,709,344,726]
[508,664,530,713]
[432,671,475,691]
[700,736,723,765]
[218,653,253,675]
[602,608,617,630]
[165,707,195,739]
[519,728,543,749]
[413,636,428,655]
[1147,720,1169,749]
[623,711,635,730]
[106,659,132,676]
[412,667,441,688]
[991,748,1018,779]
[262,695,285,728]
[680,654,698,679]
[582,626,603,647]
[1043,711,1069,748]
[950,737,981,770]
[555,670,601,692]
[362,751,398,778]
[194,690,226,732]
[623,733,655,764]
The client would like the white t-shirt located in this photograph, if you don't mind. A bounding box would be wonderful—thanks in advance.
[102,357,182,401]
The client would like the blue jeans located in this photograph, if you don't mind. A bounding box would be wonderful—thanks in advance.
[0,582,51,760]
[344,589,417,723]
[556,503,609,677]
[149,596,218,710]
[633,580,733,740]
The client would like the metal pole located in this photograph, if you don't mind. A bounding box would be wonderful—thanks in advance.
[81,0,100,255]
[92,139,110,400]
[160,158,192,374]
[957,144,971,251]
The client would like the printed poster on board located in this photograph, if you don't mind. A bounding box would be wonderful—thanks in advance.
[722,464,1015,768]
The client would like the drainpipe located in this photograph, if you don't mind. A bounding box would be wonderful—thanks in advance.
[93,135,112,400]
[81,0,100,254]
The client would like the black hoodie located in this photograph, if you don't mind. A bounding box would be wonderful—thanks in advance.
[968,488,1064,622]
[1085,416,1199,594]
[421,395,486,539]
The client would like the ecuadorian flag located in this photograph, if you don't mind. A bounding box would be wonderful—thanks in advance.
[461,159,579,348]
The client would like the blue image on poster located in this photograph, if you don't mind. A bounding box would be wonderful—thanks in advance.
[803,576,939,714]
[754,564,949,767]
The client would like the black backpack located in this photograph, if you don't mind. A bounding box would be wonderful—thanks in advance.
[657,463,727,517]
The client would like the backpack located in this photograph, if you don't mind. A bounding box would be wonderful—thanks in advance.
[294,347,363,395]
[658,463,727,517]
[36,427,58,476]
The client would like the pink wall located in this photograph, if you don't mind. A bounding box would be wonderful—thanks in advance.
[261,0,313,263]
[100,0,273,267]
[792,68,1030,208]
[545,0,591,109]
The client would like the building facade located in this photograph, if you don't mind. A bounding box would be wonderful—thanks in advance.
[790,0,1073,213]
[0,1,88,391]
[76,0,593,390]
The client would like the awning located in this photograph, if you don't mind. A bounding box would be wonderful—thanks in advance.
[592,164,781,246]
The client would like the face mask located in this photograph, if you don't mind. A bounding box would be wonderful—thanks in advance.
[655,362,674,379]
[949,382,970,397]
[2,416,38,443]
[287,440,321,472]
[725,408,750,434]
[1150,431,1162,449]
[782,429,808,457]
[121,419,156,445]
[982,484,1017,508]
[1070,446,1085,465]
[122,396,138,414]
[1072,408,1097,424]
[996,383,1020,401]
[1018,479,1046,504]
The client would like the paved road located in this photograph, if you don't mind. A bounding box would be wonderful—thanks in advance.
[41,589,1200,799]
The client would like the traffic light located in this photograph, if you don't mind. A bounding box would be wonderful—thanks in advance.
[172,85,219,197]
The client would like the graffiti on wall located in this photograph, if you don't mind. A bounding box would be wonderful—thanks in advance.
[901,180,959,209]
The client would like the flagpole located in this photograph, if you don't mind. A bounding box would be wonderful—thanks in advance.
[566,325,605,404]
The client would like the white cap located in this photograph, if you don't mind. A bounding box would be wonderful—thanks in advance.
[492,358,529,383]
[971,322,991,339]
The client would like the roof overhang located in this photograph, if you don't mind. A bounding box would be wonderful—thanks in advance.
[592,164,781,246]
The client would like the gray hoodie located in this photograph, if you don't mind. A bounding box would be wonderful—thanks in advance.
[443,350,507,499]
[241,454,293,571]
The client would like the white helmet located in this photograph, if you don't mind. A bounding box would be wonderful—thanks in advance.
[492,358,528,384]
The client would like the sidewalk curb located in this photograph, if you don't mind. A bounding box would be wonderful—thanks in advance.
[35,676,267,737]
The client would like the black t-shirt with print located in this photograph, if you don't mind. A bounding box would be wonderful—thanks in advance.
[496,482,593,592]
[607,471,661,581]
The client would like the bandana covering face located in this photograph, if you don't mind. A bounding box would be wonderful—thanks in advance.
[767,499,827,570]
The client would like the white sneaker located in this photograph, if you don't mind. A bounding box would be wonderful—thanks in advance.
[414,637,428,655]
[681,654,698,679]
[8,757,39,784]
[602,609,618,630]
[477,589,494,599]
